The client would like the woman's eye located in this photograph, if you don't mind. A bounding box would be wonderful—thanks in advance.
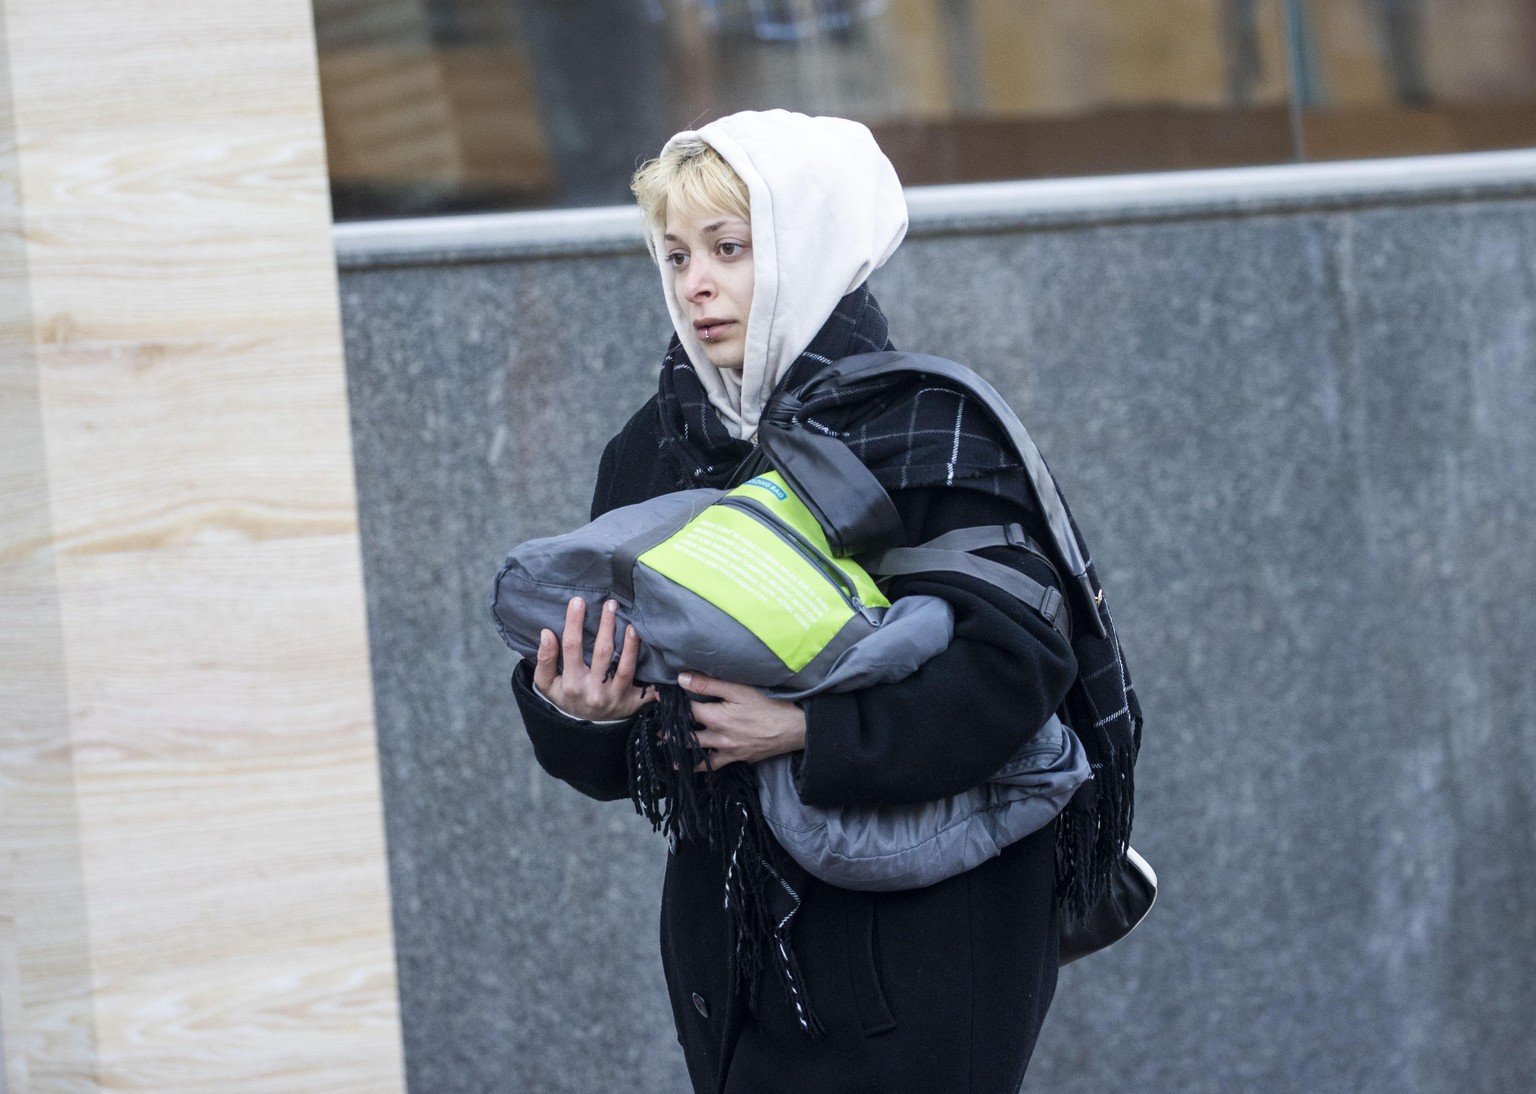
[718,242,744,258]
[666,252,688,268]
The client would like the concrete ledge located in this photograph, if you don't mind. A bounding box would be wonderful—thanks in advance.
[333,148,1536,269]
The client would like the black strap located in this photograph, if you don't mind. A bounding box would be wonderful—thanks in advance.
[792,352,1107,638]
[757,398,904,556]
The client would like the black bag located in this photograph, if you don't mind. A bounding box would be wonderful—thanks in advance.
[1059,846,1157,965]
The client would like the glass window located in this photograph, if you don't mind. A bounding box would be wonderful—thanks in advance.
[314,0,1536,220]
[1297,0,1536,160]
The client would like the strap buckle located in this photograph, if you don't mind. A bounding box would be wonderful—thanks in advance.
[1039,586,1065,629]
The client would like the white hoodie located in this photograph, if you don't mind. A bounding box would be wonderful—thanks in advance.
[650,110,909,440]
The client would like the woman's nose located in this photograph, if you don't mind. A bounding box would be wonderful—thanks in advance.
[682,258,714,300]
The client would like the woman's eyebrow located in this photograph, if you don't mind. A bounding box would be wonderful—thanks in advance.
[664,220,745,242]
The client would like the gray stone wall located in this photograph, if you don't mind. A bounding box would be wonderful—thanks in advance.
[338,192,1536,1093]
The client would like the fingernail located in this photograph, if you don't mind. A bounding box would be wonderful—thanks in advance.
[606,600,617,613]
[677,672,693,688]
[570,596,583,607]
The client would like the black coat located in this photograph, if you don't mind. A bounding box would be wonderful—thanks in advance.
[513,395,1078,1094]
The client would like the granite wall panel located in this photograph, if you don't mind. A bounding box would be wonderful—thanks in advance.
[339,195,1536,1093]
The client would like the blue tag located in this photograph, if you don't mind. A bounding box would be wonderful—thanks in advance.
[743,476,788,500]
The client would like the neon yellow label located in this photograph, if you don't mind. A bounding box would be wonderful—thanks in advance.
[638,472,888,672]
[723,474,889,608]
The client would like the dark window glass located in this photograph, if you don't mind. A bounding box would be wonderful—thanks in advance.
[313,0,1536,221]
[1296,0,1536,161]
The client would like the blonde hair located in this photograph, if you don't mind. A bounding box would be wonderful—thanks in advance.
[631,136,751,253]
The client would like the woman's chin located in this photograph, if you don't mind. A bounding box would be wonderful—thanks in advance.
[704,349,745,372]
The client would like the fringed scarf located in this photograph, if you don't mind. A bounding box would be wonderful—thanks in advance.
[1052,541,1143,923]
[628,285,1140,1035]
[628,690,824,1036]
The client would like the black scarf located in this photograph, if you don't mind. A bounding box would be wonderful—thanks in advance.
[631,286,1141,1033]
[655,286,1021,495]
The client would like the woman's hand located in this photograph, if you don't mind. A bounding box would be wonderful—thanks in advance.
[533,597,655,722]
[678,672,807,771]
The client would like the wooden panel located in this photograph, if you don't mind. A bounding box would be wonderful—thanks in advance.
[0,0,406,1090]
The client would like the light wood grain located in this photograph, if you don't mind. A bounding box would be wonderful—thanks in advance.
[0,0,406,1090]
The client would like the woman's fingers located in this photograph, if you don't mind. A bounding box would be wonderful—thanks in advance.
[614,622,642,687]
[676,671,752,702]
[528,598,658,722]
[532,628,559,691]
[591,599,618,672]
[689,729,723,773]
[680,674,738,733]
[677,675,808,766]
[560,597,589,675]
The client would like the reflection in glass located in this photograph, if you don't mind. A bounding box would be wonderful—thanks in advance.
[313,0,1536,220]
[1296,0,1536,161]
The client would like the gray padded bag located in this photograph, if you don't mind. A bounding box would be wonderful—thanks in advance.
[491,488,1090,892]
[491,350,1095,891]
[490,486,958,699]
[755,713,1088,891]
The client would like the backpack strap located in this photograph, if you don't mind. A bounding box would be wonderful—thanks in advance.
[860,523,1072,642]
[899,523,1043,555]
[754,420,904,556]
[611,496,713,606]
[790,352,1108,639]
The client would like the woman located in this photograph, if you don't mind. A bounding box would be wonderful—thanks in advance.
[512,110,1079,1093]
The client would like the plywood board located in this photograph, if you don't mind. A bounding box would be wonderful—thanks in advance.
[0,0,407,1089]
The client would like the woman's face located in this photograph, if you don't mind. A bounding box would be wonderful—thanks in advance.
[663,204,754,371]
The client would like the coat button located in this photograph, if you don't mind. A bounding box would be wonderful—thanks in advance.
[691,992,709,1018]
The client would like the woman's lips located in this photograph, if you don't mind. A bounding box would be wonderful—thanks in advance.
[695,320,735,341]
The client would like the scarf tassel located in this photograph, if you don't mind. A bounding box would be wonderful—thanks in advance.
[627,685,824,1038]
[1055,742,1136,922]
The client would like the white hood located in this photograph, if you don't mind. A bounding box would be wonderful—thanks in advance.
[651,110,909,439]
